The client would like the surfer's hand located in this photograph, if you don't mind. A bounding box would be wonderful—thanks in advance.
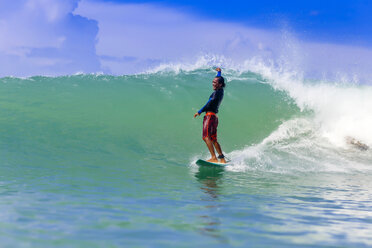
[215,67,221,72]
[194,112,200,118]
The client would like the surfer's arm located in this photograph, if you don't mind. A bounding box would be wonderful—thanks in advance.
[216,67,221,77]
[194,100,210,117]
[197,97,212,114]
[198,90,219,114]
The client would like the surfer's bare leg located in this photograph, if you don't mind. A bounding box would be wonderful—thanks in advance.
[203,137,218,162]
[213,141,226,163]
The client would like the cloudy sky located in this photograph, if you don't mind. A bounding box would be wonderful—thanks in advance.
[0,0,371,79]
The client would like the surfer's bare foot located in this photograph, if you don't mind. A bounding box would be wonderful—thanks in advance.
[219,158,226,163]
[207,157,218,163]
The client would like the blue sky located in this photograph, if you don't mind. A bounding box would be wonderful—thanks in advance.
[105,0,372,45]
[0,0,371,79]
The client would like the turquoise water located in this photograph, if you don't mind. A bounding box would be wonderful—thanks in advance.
[1,70,372,247]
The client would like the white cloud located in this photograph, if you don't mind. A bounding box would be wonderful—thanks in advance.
[0,0,75,52]
[0,0,100,76]
[74,0,280,74]
[25,0,77,22]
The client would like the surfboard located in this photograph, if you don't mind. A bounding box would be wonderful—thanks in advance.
[196,159,229,167]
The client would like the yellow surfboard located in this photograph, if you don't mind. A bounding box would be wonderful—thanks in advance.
[196,159,229,167]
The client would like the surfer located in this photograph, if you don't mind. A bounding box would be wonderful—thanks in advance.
[194,68,226,163]
[345,136,369,151]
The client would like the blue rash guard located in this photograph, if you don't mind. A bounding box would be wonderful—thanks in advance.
[198,71,224,114]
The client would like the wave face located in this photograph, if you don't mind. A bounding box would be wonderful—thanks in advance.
[0,71,295,166]
[1,64,372,173]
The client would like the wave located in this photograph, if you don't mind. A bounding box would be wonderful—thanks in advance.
[1,58,372,172]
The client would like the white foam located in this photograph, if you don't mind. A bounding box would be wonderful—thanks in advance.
[145,54,233,74]
[249,60,372,148]
[234,60,372,172]
[226,117,372,173]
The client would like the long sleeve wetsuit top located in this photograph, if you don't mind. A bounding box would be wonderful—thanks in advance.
[198,71,224,114]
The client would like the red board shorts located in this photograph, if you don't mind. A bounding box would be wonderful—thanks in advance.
[203,112,218,141]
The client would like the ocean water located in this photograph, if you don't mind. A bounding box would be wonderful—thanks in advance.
[1,65,372,247]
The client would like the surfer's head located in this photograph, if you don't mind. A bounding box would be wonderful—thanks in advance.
[213,76,225,90]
